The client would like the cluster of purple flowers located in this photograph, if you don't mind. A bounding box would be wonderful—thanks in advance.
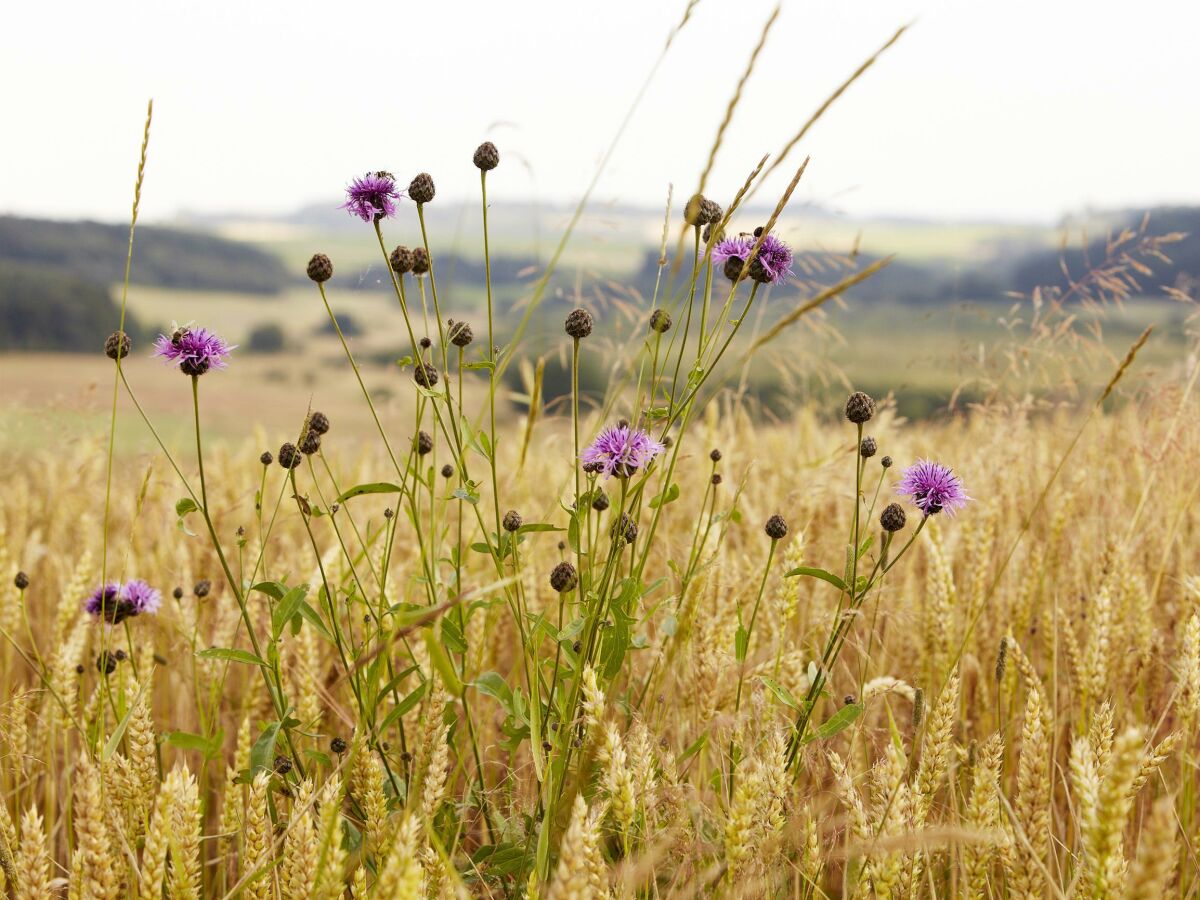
[153,326,234,376]
[84,579,162,624]
[897,459,970,517]
[582,424,665,479]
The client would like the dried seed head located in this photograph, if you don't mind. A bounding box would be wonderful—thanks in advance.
[14,571,29,590]
[473,141,500,171]
[503,510,523,533]
[104,330,132,360]
[880,502,907,533]
[649,309,672,333]
[448,319,474,347]
[550,561,578,593]
[389,245,414,274]
[408,172,435,204]
[613,513,638,545]
[278,442,301,469]
[411,247,430,275]
[765,514,788,540]
[844,391,876,425]
[414,362,439,388]
[194,579,212,598]
[308,411,330,434]
[415,430,433,455]
[564,307,593,339]
[860,436,878,458]
[306,253,334,283]
[260,451,273,465]
[299,429,321,455]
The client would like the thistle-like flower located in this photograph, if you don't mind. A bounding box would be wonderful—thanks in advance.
[711,233,794,285]
[581,424,665,479]
[897,460,970,517]
[153,326,233,376]
[84,580,161,623]
[341,171,402,222]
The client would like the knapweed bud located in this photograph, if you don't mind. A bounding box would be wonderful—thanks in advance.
[613,513,638,545]
[711,473,722,485]
[306,253,333,283]
[299,430,321,455]
[722,256,744,282]
[448,319,474,347]
[260,451,273,466]
[881,455,893,469]
[408,172,435,204]
[172,586,184,600]
[389,245,414,274]
[765,514,788,540]
[278,442,301,469]
[473,141,500,171]
[415,430,433,456]
[414,362,439,388]
[550,561,578,593]
[503,510,523,533]
[97,652,118,675]
[700,197,723,224]
[649,309,671,334]
[14,571,29,590]
[273,755,293,775]
[880,502,906,533]
[592,490,610,511]
[441,464,454,478]
[105,330,132,360]
[419,336,432,349]
[710,448,722,462]
[308,411,330,435]
[844,391,876,425]
[330,736,348,754]
[194,579,212,598]
[860,437,878,458]
[411,248,430,275]
[564,308,593,340]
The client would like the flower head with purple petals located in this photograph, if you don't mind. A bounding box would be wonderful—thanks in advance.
[83,579,160,624]
[581,424,665,479]
[896,460,970,517]
[154,325,234,376]
[711,232,794,285]
[341,171,402,222]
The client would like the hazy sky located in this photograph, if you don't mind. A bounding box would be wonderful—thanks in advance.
[4,0,1198,224]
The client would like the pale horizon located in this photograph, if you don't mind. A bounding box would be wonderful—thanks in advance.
[5,0,1199,227]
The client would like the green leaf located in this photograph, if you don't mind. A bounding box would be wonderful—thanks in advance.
[678,733,708,763]
[649,483,680,509]
[102,677,152,761]
[425,629,463,695]
[380,681,428,731]
[452,487,480,505]
[250,581,286,601]
[166,729,224,760]
[250,721,282,774]
[463,360,495,371]
[175,497,199,536]
[734,625,750,663]
[804,703,865,744]
[337,482,402,502]
[472,672,512,708]
[197,647,266,667]
[271,584,309,639]
[294,598,333,641]
[758,677,802,711]
[783,565,848,592]
[516,522,564,534]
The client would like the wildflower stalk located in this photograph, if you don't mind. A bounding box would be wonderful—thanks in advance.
[189,375,306,779]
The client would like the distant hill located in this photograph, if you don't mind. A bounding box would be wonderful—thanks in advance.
[0,260,144,352]
[0,216,287,294]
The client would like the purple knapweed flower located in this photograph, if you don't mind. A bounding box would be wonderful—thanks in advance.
[123,579,163,615]
[896,460,971,517]
[341,171,402,222]
[84,580,162,624]
[153,326,234,376]
[581,424,665,479]
[710,232,794,285]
